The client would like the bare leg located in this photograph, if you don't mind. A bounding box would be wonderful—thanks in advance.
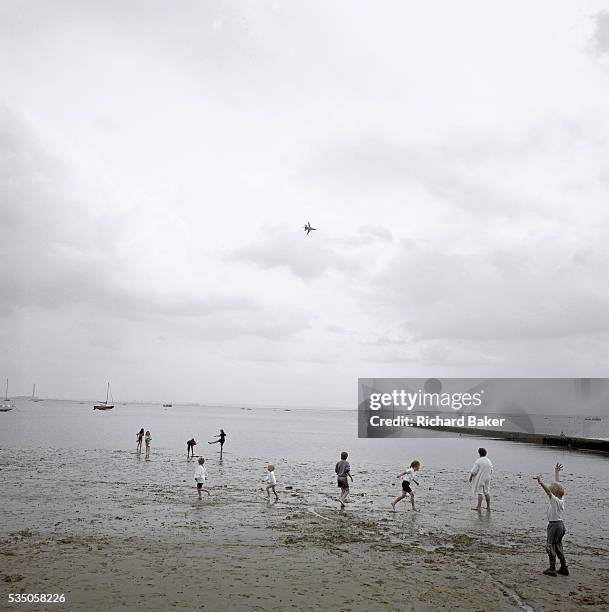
[391,492,407,510]
[271,485,279,501]
[266,485,271,498]
[472,494,483,510]
[484,493,491,511]
[410,492,418,511]
[220,444,223,460]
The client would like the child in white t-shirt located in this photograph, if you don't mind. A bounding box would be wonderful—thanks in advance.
[265,464,279,501]
[534,463,568,577]
[194,457,210,499]
[391,460,421,512]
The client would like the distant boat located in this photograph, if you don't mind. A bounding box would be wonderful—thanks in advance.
[94,382,114,410]
[585,417,602,422]
[30,383,43,402]
[162,403,172,407]
[0,378,15,412]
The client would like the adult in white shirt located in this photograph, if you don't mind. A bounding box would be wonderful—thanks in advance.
[469,447,493,511]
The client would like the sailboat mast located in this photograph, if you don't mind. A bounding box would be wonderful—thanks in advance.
[4,378,7,401]
[32,383,36,399]
[106,382,109,404]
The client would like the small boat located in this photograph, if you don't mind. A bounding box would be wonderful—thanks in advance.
[94,382,115,410]
[585,417,602,422]
[162,403,172,407]
[0,378,16,412]
[30,383,43,402]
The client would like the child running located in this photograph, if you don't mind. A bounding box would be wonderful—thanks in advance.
[391,460,421,512]
[194,457,210,499]
[534,463,569,576]
[265,464,279,501]
[335,451,353,508]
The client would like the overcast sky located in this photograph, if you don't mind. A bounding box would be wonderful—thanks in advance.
[2,1,609,406]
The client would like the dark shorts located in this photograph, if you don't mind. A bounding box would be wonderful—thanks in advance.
[197,482,203,489]
[402,480,412,493]
[337,477,349,489]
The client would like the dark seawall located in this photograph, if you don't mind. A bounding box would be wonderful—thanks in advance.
[416,425,609,454]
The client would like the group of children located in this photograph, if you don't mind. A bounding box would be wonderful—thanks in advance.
[192,456,278,501]
[181,439,570,578]
[187,429,227,459]
[334,448,569,577]
[187,428,276,501]
[136,428,152,458]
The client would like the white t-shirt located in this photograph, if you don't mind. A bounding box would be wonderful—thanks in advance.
[547,494,565,522]
[266,471,277,485]
[403,467,416,483]
[194,464,207,483]
[470,456,493,479]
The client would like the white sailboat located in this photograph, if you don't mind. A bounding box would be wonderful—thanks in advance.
[31,383,43,402]
[0,378,15,412]
[94,382,114,410]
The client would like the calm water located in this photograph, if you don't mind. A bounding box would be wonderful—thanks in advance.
[1,399,608,554]
[1,399,608,477]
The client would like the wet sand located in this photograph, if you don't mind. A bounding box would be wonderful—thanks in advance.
[1,447,608,611]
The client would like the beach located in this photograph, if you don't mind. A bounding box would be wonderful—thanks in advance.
[1,401,609,611]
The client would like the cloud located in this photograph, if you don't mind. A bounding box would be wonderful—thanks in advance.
[335,225,393,247]
[0,106,307,341]
[591,11,609,56]
[229,226,350,280]
[369,239,609,342]
[300,122,607,218]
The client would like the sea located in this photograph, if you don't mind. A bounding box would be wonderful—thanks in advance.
[1,399,608,553]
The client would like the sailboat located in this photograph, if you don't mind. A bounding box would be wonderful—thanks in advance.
[0,378,16,412]
[31,383,43,402]
[94,382,114,410]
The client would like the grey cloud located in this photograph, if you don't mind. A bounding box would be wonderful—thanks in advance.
[325,324,354,335]
[0,107,283,340]
[370,240,609,342]
[301,124,601,216]
[591,12,609,56]
[337,225,394,246]
[229,227,350,280]
[359,225,392,241]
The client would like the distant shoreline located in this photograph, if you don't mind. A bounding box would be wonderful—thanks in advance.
[414,424,609,454]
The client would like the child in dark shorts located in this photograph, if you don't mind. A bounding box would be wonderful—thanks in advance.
[194,457,210,499]
[391,460,421,512]
[335,451,353,508]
